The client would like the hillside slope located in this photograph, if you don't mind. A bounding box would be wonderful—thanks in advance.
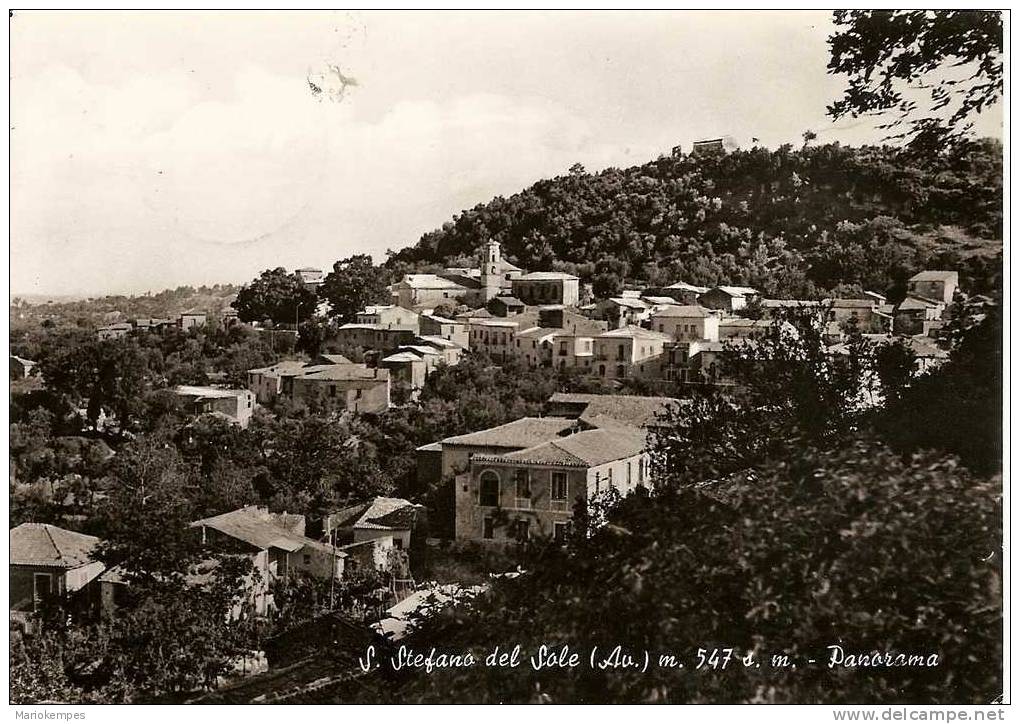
[389,140,1002,299]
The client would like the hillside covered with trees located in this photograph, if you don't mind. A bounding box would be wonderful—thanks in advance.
[388,140,1002,300]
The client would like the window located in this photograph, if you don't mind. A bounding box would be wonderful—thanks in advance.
[553,521,570,543]
[607,468,614,488]
[330,385,337,398]
[551,472,568,501]
[33,573,52,611]
[355,388,362,399]
[515,469,530,498]
[480,471,500,507]
[483,517,494,539]
[627,461,632,485]
[513,519,530,541]
[594,471,601,494]
[303,554,311,565]
[617,344,625,361]
[394,538,403,550]
[639,456,645,483]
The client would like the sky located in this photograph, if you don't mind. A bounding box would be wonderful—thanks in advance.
[10,10,1003,297]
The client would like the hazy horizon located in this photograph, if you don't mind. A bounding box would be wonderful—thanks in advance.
[11,11,1003,297]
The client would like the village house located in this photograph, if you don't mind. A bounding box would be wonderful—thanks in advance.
[489,295,527,317]
[649,305,720,342]
[10,355,37,380]
[296,267,325,291]
[389,274,471,309]
[718,317,777,341]
[595,297,651,329]
[828,298,893,333]
[190,507,346,615]
[641,281,709,305]
[510,271,580,306]
[592,326,672,379]
[133,317,176,334]
[419,313,469,349]
[178,311,207,330]
[893,297,945,336]
[546,331,597,372]
[415,335,465,366]
[96,321,132,340]
[175,385,256,428]
[10,523,105,631]
[247,360,315,404]
[907,270,960,305]
[466,318,521,362]
[379,347,441,394]
[463,426,651,543]
[544,392,679,428]
[313,497,426,559]
[355,305,421,332]
[283,364,390,414]
[511,326,561,368]
[220,307,240,328]
[697,285,759,313]
[333,323,417,353]
[690,136,740,156]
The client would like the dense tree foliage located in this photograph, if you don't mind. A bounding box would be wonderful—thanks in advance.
[317,254,391,323]
[388,141,1001,300]
[828,10,1003,149]
[232,268,318,326]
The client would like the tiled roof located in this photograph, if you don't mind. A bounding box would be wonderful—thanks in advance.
[440,416,576,448]
[761,299,822,308]
[547,392,680,428]
[247,359,310,376]
[330,497,421,531]
[175,385,248,399]
[316,353,353,365]
[665,282,709,293]
[10,523,100,568]
[704,285,758,298]
[299,364,389,381]
[599,325,672,341]
[897,296,940,311]
[515,326,560,340]
[397,274,469,290]
[516,271,579,281]
[482,427,647,468]
[651,305,713,318]
[494,296,525,306]
[609,297,649,310]
[909,271,958,282]
[191,507,312,552]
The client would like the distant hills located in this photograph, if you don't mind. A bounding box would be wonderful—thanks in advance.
[387,140,1003,300]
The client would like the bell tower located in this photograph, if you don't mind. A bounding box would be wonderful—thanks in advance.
[479,239,503,301]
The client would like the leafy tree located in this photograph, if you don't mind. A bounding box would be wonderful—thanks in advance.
[318,255,391,323]
[827,10,1003,149]
[232,268,318,326]
[38,337,156,429]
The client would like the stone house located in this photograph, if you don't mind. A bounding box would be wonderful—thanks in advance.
[10,523,105,631]
[510,272,580,306]
[284,364,390,414]
[697,285,759,313]
[907,271,960,305]
[355,305,421,332]
[174,385,256,428]
[419,313,469,349]
[649,305,720,342]
[592,326,672,379]
[462,426,651,542]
